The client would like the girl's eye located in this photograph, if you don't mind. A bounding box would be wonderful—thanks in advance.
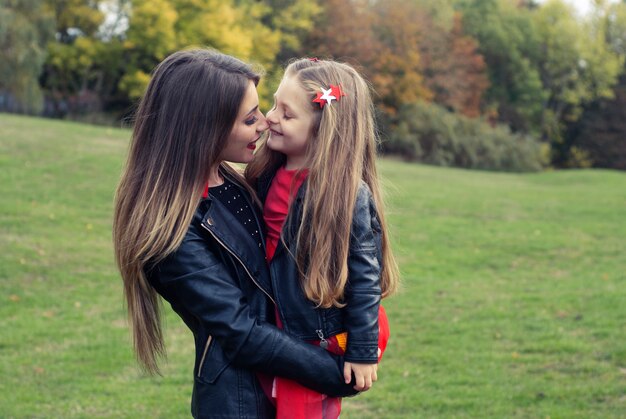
[245,116,258,126]
[283,114,292,120]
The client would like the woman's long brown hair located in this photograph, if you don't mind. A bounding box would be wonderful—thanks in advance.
[246,59,399,308]
[113,49,260,374]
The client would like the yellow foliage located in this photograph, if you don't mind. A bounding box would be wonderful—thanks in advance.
[119,70,151,100]
[127,0,178,60]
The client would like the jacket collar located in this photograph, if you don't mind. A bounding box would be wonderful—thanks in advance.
[199,179,274,300]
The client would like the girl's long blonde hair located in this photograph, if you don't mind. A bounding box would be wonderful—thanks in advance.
[246,58,399,308]
[113,49,260,374]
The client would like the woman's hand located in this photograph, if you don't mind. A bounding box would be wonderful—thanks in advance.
[343,361,378,391]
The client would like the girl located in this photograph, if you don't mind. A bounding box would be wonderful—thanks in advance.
[246,58,400,418]
[113,50,357,418]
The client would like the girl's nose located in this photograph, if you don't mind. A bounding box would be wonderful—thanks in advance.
[266,108,277,124]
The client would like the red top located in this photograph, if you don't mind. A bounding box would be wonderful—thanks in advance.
[263,166,308,261]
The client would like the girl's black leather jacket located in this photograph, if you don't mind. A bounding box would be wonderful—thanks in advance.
[257,171,382,364]
[146,175,356,419]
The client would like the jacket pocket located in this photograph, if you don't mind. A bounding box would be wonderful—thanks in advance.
[196,335,231,384]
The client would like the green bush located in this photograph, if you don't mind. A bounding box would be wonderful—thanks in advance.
[383,101,547,172]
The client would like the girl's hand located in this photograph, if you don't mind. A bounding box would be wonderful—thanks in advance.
[343,361,378,391]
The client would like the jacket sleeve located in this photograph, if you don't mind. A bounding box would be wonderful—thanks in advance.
[343,184,382,364]
[154,232,358,398]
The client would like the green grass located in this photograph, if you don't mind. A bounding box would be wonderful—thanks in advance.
[1,112,625,418]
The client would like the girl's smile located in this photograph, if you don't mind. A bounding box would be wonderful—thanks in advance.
[266,76,315,170]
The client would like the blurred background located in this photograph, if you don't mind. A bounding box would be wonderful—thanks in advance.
[2,0,626,172]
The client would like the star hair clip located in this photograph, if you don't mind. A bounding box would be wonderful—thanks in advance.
[312,84,346,108]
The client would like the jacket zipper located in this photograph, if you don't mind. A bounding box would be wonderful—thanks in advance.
[316,329,329,349]
[197,335,212,377]
[200,221,276,306]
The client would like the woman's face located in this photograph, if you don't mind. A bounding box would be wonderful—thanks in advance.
[220,80,268,163]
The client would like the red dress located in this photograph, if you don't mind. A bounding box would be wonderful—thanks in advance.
[263,166,389,419]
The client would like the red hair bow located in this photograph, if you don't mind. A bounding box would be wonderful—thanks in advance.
[312,85,346,108]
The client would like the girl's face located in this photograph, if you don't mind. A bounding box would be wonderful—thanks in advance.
[266,76,315,169]
[220,80,268,163]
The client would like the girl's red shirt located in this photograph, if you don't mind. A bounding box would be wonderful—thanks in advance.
[263,166,308,261]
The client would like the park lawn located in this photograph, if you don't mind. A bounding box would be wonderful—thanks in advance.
[1,112,625,418]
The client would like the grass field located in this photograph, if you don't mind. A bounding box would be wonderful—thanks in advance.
[1,112,625,418]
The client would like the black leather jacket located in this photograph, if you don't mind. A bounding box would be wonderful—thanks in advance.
[257,171,382,364]
[146,174,356,418]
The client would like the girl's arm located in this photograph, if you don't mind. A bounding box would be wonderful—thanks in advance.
[343,183,383,364]
[342,184,384,390]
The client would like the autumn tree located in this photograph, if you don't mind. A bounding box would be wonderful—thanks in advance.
[419,12,489,117]
[304,0,489,118]
[303,0,432,114]
[302,0,381,78]
[370,0,433,112]
[456,0,546,132]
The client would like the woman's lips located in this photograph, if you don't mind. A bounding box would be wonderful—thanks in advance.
[247,136,260,150]
[270,129,283,136]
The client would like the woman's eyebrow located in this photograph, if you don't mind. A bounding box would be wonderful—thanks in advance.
[245,104,259,117]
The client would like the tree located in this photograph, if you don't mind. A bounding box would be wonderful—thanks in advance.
[370,0,433,112]
[40,0,112,116]
[302,0,489,123]
[45,0,104,42]
[456,0,546,132]
[534,0,624,165]
[0,0,54,113]
[229,0,282,109]
[121,0,281,107]
[251,0,321,63]
[565,0,626,169]
[419,12,489,117]
[302,0,381,76]
[303,0,432,114]
[569,73,626,169]
[248,0,322,107]
[119,0,178,99]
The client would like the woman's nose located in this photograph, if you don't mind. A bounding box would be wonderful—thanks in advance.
[256,114,269,131]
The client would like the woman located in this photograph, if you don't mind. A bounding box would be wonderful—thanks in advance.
[113,49,356,418]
